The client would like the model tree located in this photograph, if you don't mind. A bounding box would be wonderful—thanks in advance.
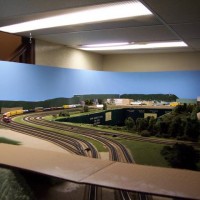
[147,116,157,133]
[83,105,89,112]
[136,118,148,132]
[125,117,135,130]
[103,103,107,110]
[161,143,199,170]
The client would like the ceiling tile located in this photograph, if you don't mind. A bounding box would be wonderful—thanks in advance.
[171,22,200,39]
[1,0,200,53]
[37,25,178,47]
[143,0,200,23]
[186,39,200,50]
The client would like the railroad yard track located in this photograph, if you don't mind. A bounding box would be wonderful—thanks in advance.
[22,110,199,148]
[22,112,140,199]
[0,109,171,200]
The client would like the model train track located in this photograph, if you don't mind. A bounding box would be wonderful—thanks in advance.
[23,113,134,163]
[1,111,153,200]
[23,113,136,200]
[22,112,153,200]
[0,116,101,200]
[1,120,100,158]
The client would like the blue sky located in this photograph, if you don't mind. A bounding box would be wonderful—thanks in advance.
[0,61,199,101]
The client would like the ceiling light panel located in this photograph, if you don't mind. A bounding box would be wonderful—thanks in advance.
[79,41,188,51]
[82,42,130,47]
[0,1,152,33]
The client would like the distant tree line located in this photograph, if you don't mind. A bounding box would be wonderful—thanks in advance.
[121,94,178,102]
[84,99,93,105]
[0,94,178,110]
[0,98,73,110]
[75,94,119,101]
[125,104,200,142]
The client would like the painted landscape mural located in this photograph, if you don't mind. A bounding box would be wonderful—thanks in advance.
[0,61,199,103]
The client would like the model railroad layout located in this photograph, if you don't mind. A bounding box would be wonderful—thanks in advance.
[1,106,189,200]
[1,110,146,200]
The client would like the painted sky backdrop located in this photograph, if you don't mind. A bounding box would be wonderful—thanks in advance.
[0,61,199,101]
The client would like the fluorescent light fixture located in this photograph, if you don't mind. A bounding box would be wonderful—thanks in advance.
[79,41,188,51]
[0,1,152,33]
[83,42,130,48]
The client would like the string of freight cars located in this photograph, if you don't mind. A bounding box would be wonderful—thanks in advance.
[2,105,77,123]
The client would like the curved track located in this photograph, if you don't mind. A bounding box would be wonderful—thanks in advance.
[23,114,134,163]
[23,112,137,199]
[24,111,153,200]
[1,118,98,157]
[0,110,153,200]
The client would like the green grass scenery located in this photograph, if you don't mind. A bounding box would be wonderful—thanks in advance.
[120,139,169,168]
[13,115,107,152]
[12,111,199,169]
[45,108,104,121]
[13,115,27,124]
[0,137,21,145]
[80,136,107,152]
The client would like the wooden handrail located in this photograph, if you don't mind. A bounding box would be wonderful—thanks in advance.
[5,37,35,64]
[8,43,28,61]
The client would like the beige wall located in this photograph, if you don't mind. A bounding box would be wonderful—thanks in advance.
[102,52,200,72]
[35,40,200,72]
[35,40,103,71]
